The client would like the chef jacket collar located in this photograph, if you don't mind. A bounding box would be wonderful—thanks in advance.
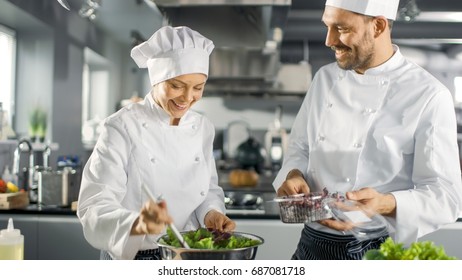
[362,44,403,76]
[146,92,192,125]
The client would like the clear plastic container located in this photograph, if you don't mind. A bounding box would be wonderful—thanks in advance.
[274,191,344,223]
[324,199,389,241]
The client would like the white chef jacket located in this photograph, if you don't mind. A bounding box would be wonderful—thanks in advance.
[77,93,225,260]
[273,45,462,246]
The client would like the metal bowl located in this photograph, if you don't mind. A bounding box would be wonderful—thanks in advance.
[156,231,264,260]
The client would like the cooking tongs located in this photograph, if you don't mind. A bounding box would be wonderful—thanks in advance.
[141,184,190,249]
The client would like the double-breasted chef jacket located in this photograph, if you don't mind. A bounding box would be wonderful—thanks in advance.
[77,93,225,260]
[273,45,462,245]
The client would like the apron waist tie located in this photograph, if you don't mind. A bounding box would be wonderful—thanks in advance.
[100,249,161,260]
[291,224,388,260]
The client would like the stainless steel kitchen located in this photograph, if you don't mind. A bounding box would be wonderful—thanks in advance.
[1,0,462,265]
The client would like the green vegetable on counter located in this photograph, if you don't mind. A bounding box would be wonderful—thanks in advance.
[364,237,457,260]
[159,228,262,250]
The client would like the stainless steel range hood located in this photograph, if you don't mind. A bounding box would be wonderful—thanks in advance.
[149,0,295,93]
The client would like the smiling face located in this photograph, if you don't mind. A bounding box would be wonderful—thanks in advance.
[322,6,377,74]
[152,73,207,125]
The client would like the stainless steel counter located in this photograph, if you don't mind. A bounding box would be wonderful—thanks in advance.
[0,203,282,220]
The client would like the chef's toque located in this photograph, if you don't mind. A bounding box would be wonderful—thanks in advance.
[130,26,214,86]
[325,0,400,20]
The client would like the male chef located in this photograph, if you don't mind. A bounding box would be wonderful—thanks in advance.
[274,0,462,260]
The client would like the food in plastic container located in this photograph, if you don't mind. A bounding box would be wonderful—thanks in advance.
[274,190,344,223]
[274,189,389,241]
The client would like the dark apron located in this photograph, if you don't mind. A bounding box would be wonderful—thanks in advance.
[291,224,388,260]
[100,249,161,260]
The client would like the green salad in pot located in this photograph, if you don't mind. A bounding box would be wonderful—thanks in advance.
[159,228,262,250]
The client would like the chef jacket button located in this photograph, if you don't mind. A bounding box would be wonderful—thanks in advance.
[327,103,333,109]
[363,108,376,115]
[353,143,362,148]
[381,80,388,86]
[200,191,206,196]
[150,158,156,163]
[142,122,148,128]
[195,156,200,162]
[192,125,197,130]
[317,135,325,142]
[344,177,351,182]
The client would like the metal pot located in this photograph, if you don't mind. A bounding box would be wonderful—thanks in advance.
[224,191,264,209]
[37,167,80,207]
[223,120,250,160]
[235,137,265,173]
[156,231,264,260]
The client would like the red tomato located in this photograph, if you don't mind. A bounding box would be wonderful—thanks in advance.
[0,179,7,193]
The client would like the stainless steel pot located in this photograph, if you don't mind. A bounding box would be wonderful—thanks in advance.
[156,231,264,260]
[224,191,264,209]
[37,167,80,207]
[223,120,250,160]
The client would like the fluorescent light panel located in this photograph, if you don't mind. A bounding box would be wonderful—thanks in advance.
[414,12,462,23]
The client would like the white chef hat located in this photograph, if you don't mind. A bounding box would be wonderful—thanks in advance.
[325,0,400,20]
[130,26,214,86]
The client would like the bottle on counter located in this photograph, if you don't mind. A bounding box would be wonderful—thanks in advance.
[0,218,24,260]
[2,165,14,184]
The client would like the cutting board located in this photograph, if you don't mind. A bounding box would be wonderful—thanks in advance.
[0,192,30,209]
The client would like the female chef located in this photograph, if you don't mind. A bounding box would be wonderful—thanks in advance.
[77,26,236,260]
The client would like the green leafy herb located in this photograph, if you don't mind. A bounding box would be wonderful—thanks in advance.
[28,107,47,138]
[364,237,456,260]
[160,228,262,250]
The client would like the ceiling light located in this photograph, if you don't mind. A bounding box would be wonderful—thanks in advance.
[79,0,100,21]
[397,0,462,23]
[398,0,421,22]
[56,0,70,11]
[413,12,462,23]
[394,39,462,45]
